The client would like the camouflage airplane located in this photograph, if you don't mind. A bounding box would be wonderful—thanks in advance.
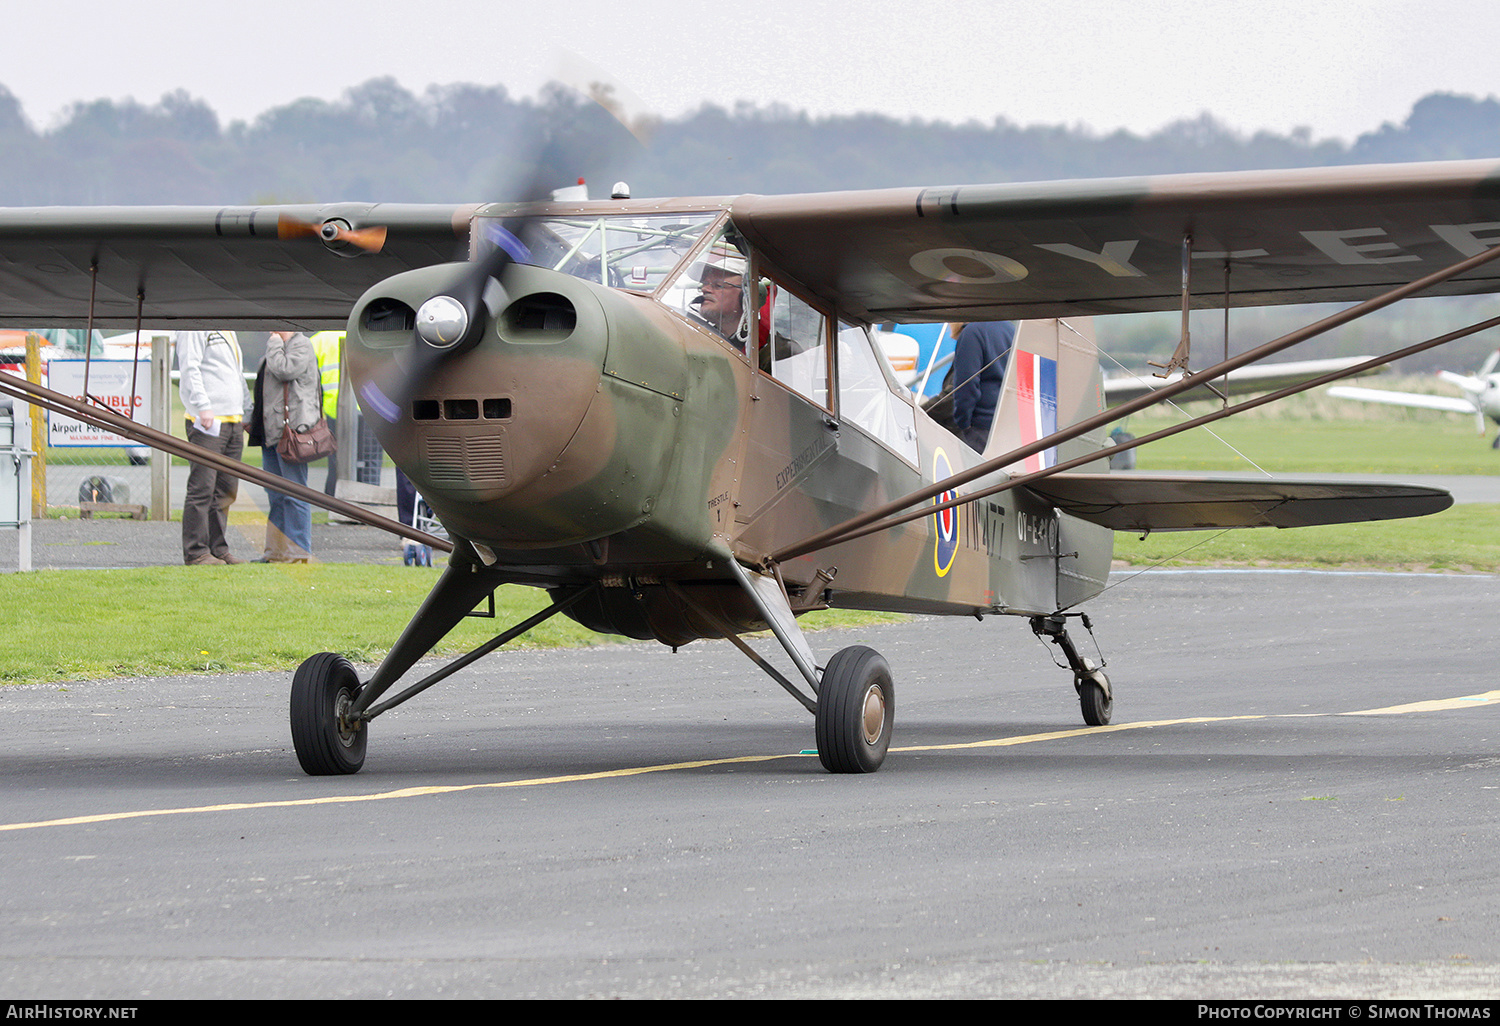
[5,157,1500,775]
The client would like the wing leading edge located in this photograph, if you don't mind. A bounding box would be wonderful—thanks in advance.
[1024,474,1453,533]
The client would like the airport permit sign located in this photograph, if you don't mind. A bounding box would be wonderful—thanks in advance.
[45,359,150,447]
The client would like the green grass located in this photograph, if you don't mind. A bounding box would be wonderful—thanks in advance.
[1114,503,1500,572]
[1130,413,1497,475]
[0,565,903,686]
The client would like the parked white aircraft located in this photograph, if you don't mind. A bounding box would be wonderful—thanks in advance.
[1328,350,1500,445]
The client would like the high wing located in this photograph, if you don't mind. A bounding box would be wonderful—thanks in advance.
[731,159,1500,323]
[0,203,472,329]
[1024,474,1453,533]
[4,160,1500,331]
[1103,357,1384,405]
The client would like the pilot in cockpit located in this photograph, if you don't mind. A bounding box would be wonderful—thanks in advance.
[690,247,749,349]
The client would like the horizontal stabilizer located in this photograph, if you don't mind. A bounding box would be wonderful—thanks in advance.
[1025,474,1452,533]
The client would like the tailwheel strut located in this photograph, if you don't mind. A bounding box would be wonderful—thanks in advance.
[1030,613,1112,727]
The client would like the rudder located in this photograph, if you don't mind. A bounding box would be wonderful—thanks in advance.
[983,317,1109,473]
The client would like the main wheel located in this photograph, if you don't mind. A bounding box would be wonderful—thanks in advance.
[815,645,894,773]
[290,652,367,775]
[1078,671,1113,727]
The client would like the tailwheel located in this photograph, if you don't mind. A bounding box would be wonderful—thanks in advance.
[1077,670,1113,727]
[290,652,368,775]
[815,645,894,773]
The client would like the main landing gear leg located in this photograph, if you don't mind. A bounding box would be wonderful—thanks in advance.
[1030,613,1112,727]
[716,561,895,774]
[289,546,596,775]
[289,555,505,775]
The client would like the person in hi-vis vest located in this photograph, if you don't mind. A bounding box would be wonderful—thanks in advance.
[309,331,343,495]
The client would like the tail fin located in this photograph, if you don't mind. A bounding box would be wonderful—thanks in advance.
[984,317,1109,473]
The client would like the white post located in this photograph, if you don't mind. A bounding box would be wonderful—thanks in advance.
[150,334,171,521]
[2,397,33,571]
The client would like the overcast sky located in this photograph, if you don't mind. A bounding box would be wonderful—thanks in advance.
[6,0,1497,142]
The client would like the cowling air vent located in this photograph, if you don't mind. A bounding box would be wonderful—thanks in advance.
[361,298,416,344]
[500,292,576,343]
[424,435,507,486]
[412,397,513,421]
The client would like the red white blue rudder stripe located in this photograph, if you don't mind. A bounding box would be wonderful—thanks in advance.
[1014,351,1058,473]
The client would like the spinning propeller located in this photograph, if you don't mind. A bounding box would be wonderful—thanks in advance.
[354,154,574,425]
[276,60,651,426]
[367,214,535,423]
[276,215,388,253]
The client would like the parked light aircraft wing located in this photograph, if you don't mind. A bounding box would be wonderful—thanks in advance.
[1326,348,1500,438]
[1103,357,1384,406]
[1324,385,1478,415]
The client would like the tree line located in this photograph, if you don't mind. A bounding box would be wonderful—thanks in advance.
[3,78,1499,205]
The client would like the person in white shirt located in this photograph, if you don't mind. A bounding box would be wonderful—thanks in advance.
[177,329,249,565]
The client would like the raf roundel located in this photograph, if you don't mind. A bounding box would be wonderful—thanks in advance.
[932,447,960,577]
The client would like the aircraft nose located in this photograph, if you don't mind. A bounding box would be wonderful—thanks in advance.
[346,264,610,508]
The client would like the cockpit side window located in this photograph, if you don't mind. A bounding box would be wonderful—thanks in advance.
[660,227,753,356]
[761,282,831,411]
[837,323,918,464]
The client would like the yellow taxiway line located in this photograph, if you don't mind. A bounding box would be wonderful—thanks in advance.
[3,690,1497,834]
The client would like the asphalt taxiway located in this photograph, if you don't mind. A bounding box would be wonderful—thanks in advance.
[1,569,1497,999]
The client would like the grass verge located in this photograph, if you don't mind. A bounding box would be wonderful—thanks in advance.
[1114,502,1500,572]
[0,565,904,687]
[1128,405,1498,475]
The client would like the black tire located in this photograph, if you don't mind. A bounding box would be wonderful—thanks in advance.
[815,645,894,773]
[1079,672,1112,726]
[290,652,367,775]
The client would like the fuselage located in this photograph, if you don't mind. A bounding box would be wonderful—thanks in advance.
[342,203,1115,643]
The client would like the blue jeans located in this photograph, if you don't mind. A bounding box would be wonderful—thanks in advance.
[261,444,312,559]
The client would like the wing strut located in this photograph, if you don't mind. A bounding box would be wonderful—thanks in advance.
[0,371,450,551]
[772,240,1500,564]
[779,312,1500,557]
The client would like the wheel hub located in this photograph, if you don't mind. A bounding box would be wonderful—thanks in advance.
[333,690,361,749]
[861,684,886,745]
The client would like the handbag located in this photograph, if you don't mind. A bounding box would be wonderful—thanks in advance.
[276,382,337,464]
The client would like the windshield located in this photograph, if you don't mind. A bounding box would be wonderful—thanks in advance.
[475,212,720,292]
